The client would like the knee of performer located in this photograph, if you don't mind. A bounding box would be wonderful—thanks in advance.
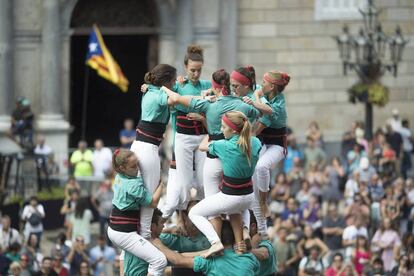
[153,254,168,271]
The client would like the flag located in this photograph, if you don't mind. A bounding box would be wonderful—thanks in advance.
[85,25,129,92]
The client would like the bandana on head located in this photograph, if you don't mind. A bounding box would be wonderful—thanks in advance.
[230,71,251,86]
[263,71,290,87]
[222,114,242,132]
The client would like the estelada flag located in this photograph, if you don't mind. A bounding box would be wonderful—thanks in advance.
[85,25,129,92]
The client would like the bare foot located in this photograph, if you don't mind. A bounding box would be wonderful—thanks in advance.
[260,201,271,218]
[202,242,224,258]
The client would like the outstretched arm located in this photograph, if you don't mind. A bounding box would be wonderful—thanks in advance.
[149,182,164,208]
[152,238,195,268]
[162,86,192,107]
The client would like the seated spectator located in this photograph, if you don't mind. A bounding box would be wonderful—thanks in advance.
[352,235,371,275]
[0,215,21,249]
[67,236,89,276]
[33,257,58,276]
[92,139,112,178]
[298,245,327,276]
[364,257,385,276]
[89,235,116,276]
[8,261,22,276]
[119,118,136,149]
[7,97,34,149]
[323,156,345,202]
[270,173,290,215]
[51,252,68,276]
[372,218,401,272]
[70,141,93,177]
[5,242,21,263]
[304,136,327,171]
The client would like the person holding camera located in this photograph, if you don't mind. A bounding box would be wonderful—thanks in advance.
[21,196,45,248]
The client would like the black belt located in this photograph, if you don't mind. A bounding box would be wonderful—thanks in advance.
[108,205,140,233]
[221,175,253,196]
[176,111,207,135]
[206,133,225,159]
[257,127,287,157]
[136,120,167,146]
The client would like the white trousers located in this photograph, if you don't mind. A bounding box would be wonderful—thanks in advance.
[130,140,160,239]
[203,157,223,197]
[107,227,167,276]
[251,185,268,237]
[175,133,206,202]
[189,192,254,244]
[255,144,285,192]
[161,168,188,219]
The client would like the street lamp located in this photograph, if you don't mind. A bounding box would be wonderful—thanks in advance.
[334,0,408,140]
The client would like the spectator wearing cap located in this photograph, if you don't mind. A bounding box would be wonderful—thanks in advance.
[357,157,376,185]
[387,108,402,132]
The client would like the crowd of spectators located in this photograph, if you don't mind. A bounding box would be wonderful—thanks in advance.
[1,112,413,275]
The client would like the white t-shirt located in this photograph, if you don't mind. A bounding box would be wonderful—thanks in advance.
[299,256,325,274]
[92,147,113,177]
[21,204,45,239]
[399,127,413,152]
[34,144,53,156]
[345,179,359,205]
[342,225,368,258]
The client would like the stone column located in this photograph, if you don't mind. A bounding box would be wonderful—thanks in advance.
[157,0,176,65]
[0,0,13,135]
[175,0,193,73]
[38,0,70,174]
[219,0,238,70]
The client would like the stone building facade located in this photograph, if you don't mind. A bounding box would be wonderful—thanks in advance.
[0,0,413,173]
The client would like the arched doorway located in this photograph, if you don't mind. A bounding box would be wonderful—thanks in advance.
[69,0,159,147]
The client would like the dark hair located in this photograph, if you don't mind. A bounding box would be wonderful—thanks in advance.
[402,119,409,127]
[74,198,88,219]
[333,252,343,260]
[57,232,66,244]
[373,257,383,265]
[184,45,204,65]
[30,196,38,202]
[144,64,177,87]
[42,256,53,263]
[234,66,256,91]
[151,208,163,225]
[212,69,231,95]
[221,220,235,246]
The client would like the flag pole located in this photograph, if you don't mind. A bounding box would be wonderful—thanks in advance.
[81,66,90,141]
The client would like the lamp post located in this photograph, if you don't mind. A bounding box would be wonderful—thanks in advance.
[334,0,408,140]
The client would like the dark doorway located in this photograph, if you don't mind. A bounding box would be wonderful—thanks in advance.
[69,35,150,147]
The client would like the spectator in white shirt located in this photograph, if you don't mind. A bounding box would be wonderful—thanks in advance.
[21,196,45,248]
[387,108,402,132]
[400,119,413,179]
[92,139,112,178]
[0,215,21,250]
[342,215,368,261]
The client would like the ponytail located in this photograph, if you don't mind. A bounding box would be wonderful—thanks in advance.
[223,111,252,165]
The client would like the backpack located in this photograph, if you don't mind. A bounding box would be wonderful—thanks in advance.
[28,213,42,226]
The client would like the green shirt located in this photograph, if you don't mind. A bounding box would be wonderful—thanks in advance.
[140,85,170,124]
[257,240,277,276]
[259,93,287,129]
[172,79,211,113]
[188,96,260,135]
[124,233,210,276]
[193,248,260,276]
[111,173,152,211]
[208,135,262,178]
[70,149,93,177]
